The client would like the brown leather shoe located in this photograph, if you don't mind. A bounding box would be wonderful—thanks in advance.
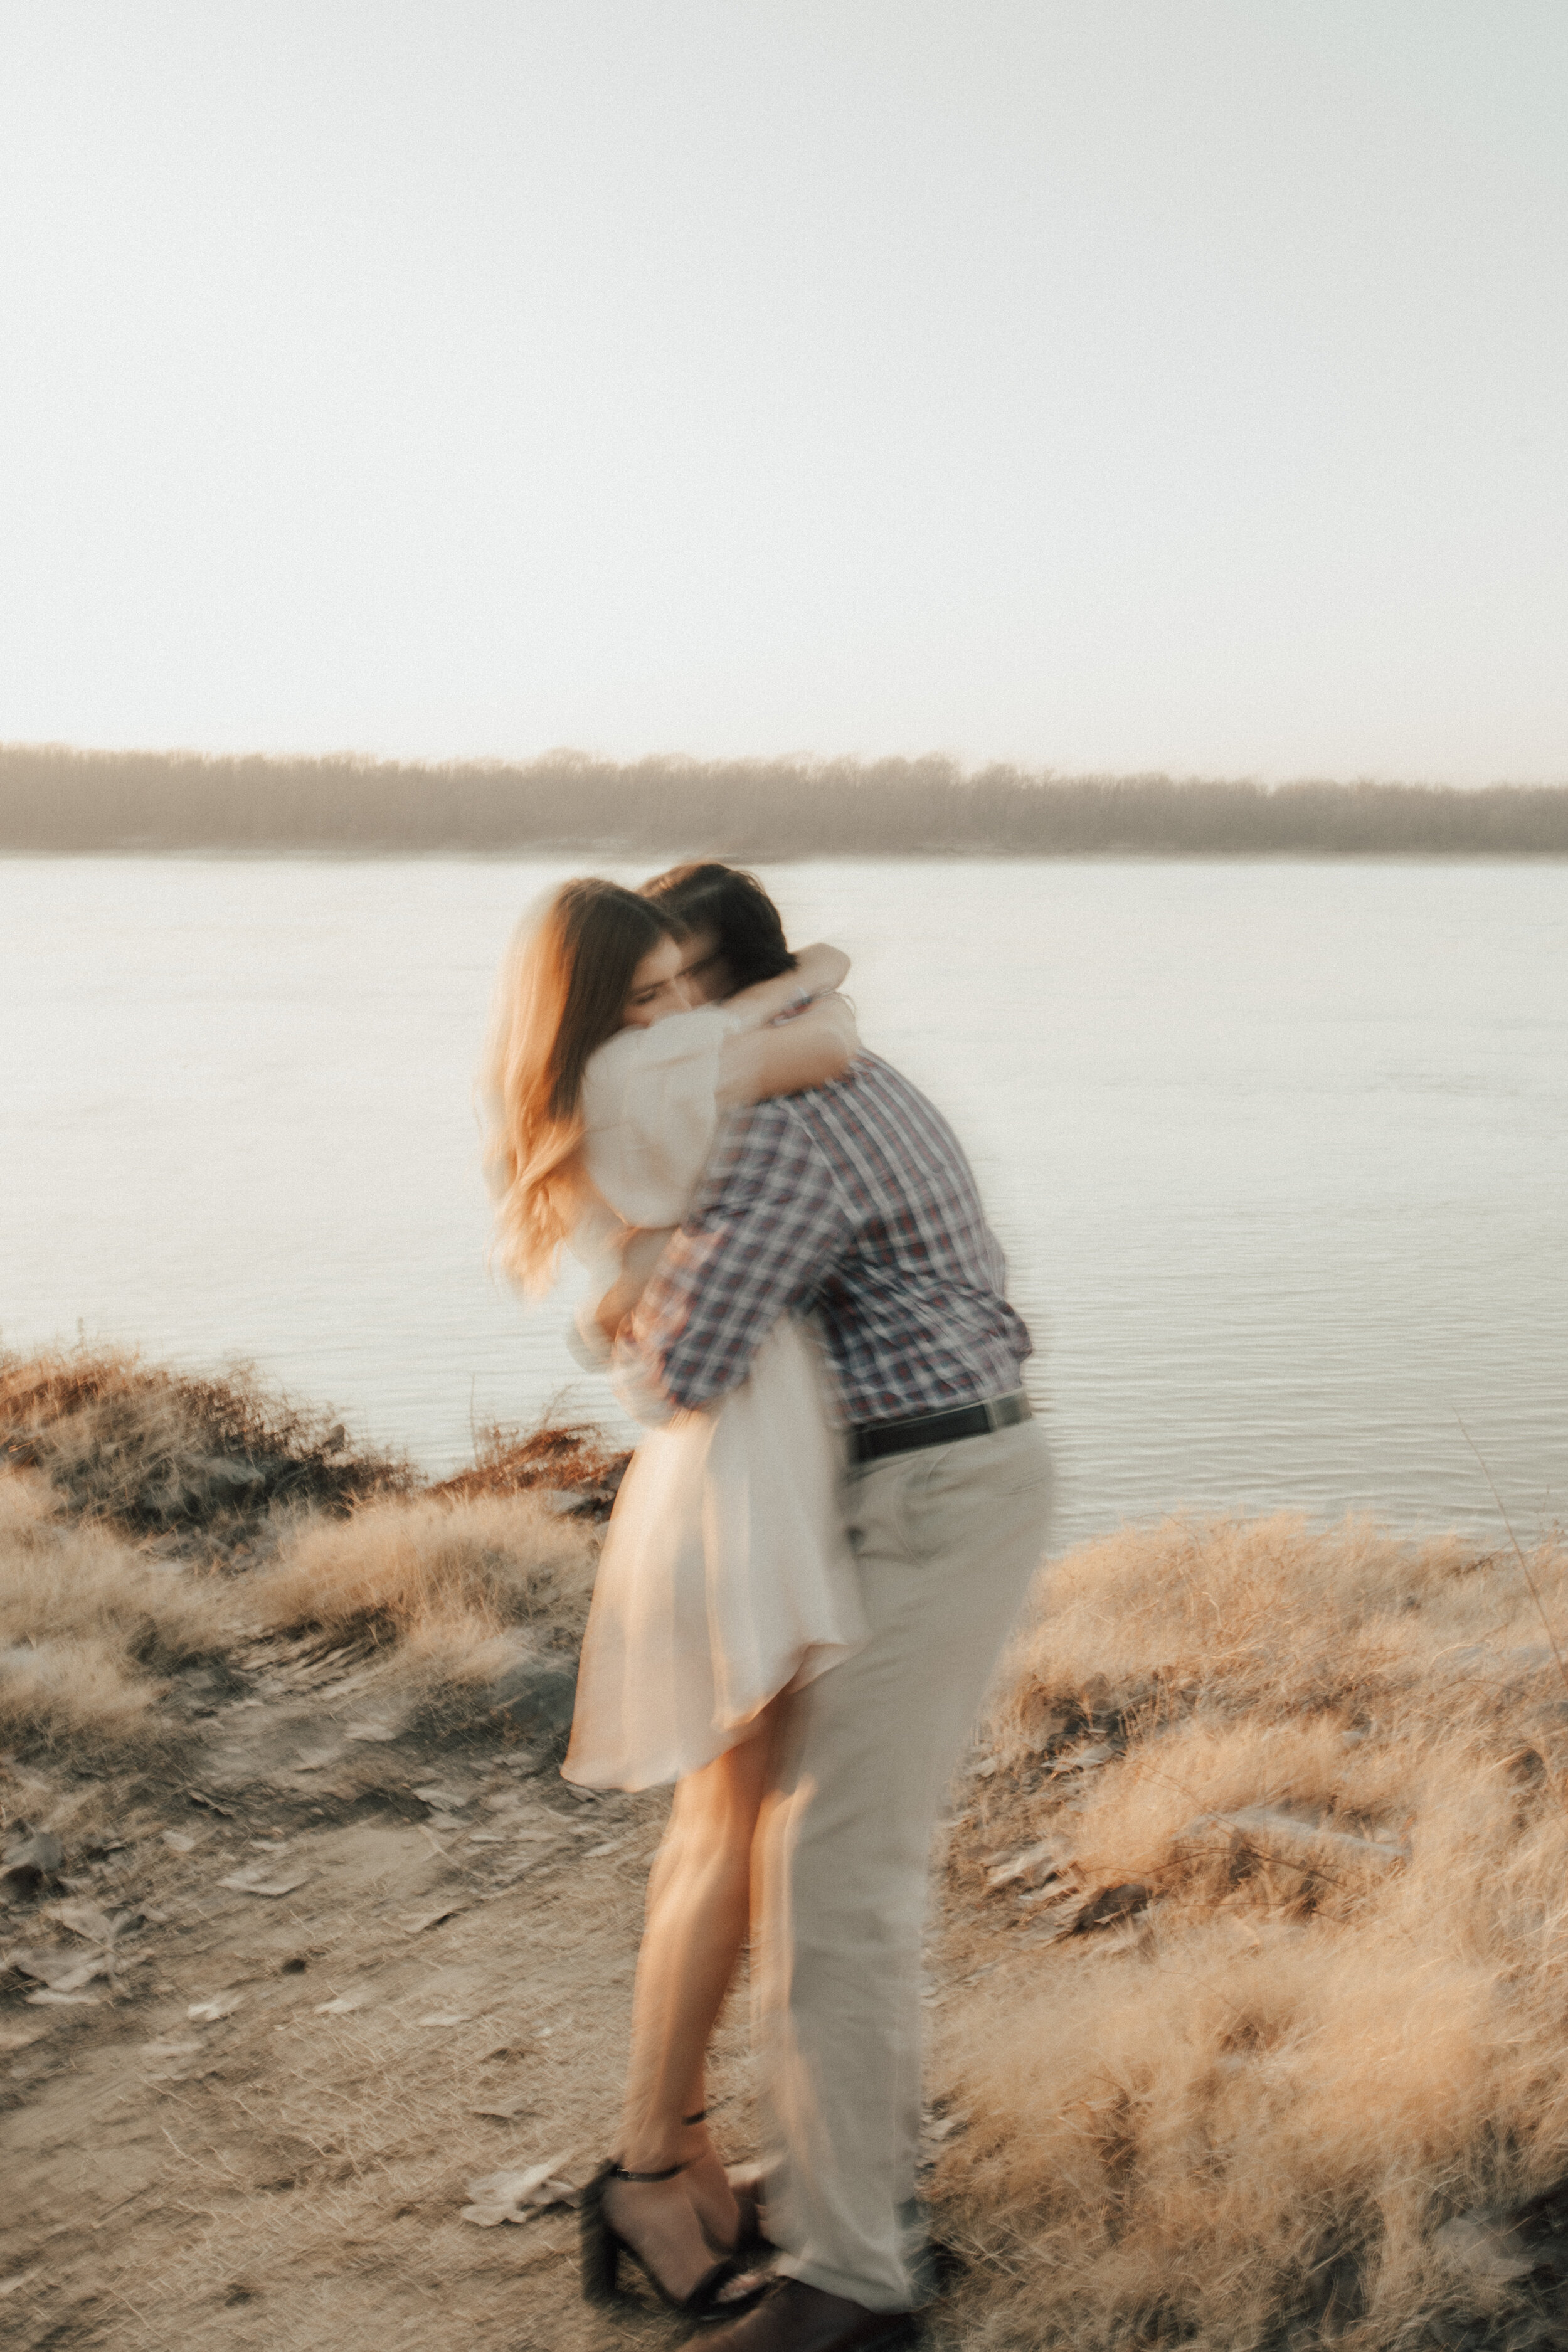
[698,2277,919,2351]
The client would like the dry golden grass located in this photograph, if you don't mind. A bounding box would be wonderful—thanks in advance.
[246,1490,598,1684]
[428,1416,628,1517]
[9,1340,1567,2345]
[935,1512,1568,2349]
[0,1470,236,1746]
[0,1349,600,1742]
[0,1343,408,1550]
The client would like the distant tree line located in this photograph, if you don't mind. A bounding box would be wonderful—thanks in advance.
[3,744,1567,856]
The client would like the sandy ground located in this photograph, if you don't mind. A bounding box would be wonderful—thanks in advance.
[1,1634,997,2351]
[14,1358,1568,2348]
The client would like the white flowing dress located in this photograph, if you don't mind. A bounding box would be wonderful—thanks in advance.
[562,1007,866,1792]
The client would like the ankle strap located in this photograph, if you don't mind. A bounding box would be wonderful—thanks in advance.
[682,2109,706,2127]
[612,2157,691,2183]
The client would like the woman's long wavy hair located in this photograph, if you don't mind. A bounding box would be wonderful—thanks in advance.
[481,879,683,1292]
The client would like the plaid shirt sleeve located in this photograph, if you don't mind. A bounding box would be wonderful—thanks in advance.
[614,1099,849,1415]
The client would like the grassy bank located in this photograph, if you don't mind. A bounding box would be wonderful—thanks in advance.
[0,1348,622,1756]
[936,1513,1568,2347]
[3,1347,1566,2348]
[5,744,1568,856]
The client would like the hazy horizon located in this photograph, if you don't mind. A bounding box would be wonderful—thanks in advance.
[6,743,1568,857]
[9,738,1568,792]
[3,4,1566,783]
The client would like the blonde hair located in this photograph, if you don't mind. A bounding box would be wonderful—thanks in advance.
[481,879,681,1291]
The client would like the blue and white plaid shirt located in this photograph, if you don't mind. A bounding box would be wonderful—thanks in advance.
[617,1052,1032,1425]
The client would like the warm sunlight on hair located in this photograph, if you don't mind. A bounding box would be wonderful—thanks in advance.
[479,879,683,1293]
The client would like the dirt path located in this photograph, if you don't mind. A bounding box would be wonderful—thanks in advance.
[3,1643,991,2350]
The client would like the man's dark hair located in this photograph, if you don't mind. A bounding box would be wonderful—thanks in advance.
[640,862,797,992]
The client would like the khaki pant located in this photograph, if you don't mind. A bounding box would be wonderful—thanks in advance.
[753,1414,1053,2310]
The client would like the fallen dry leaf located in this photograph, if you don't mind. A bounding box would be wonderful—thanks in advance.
[1179,1805,1410,1868]
[460,2155,575,2225]
[46,1900,119,1944]
[985,1840,1065,1895]
[187,1994,243,2021]
[162,1830,197,1854]
[418,2012,469,2026]
[3,1830,65,1886]
[25,1989,101,2007]
[1431,2212,1535,2285]
[413,1785,469,1810]
[219,1872,309,1897]
[314,1993,368,2016]
[9,1946,109,1993]
[403,1902,466,1934]
[1018,1882,1082,1915]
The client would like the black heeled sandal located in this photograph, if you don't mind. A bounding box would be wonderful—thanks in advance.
[682,2110,773,2259]
[580,2154,768,2322]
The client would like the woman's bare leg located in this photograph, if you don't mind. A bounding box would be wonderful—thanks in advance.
[603,1697,786,2296]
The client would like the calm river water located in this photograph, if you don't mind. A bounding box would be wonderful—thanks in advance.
[2,856,1564,1551]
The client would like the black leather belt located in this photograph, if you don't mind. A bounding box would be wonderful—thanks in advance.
[849,1391,1032,1465]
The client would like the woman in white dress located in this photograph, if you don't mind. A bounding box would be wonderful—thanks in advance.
[482,874,863,2323]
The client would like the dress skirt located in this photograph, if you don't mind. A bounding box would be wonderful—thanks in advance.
[563,1318,866,1792]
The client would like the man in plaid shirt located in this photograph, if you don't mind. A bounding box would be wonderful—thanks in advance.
[625,1049,1034,1428]
[622,1036,1054,2351]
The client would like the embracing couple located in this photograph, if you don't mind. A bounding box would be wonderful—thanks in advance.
[483,863,1052,2351]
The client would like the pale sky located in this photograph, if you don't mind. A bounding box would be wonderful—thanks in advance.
[2,2,1565,782]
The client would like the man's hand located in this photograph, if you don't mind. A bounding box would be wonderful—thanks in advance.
[717,993,860,1107]
[594,1224,678,1344]
[593,1273,642,1346]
